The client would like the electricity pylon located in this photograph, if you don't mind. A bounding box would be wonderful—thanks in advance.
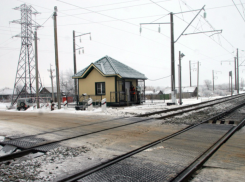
[10,4,42,108]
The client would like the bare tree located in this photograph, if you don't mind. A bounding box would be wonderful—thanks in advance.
[145,86,155,91]
[156,86,161,91]
[204,79,212,90]
[60,69,74,95]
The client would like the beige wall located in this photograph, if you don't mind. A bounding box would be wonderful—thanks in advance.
[78,68,115,102]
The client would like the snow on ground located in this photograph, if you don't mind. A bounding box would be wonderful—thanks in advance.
[0,95,229,117]
[2,94,237,118]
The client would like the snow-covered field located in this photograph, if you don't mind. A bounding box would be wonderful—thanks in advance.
[0,95,228,117]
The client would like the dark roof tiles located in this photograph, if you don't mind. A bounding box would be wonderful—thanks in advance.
[73,56,147,80]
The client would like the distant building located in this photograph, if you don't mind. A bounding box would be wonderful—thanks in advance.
[163,86,197,98]
[39,87,57,101]
[145,90,163,95]
[0,87,13,101]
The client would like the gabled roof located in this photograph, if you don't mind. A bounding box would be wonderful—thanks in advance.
[0,87,13,95]
[163,86,197,94]
[40,87,57,94]
[73,56,147,80]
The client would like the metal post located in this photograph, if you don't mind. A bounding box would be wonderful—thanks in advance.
[34,31,40,108]
[50,65,55,101]
[53,6,61,109]
[189,60,192,87]
[212,70,214,92]
[230,71,233,96]
[179,51,182,105]
[234,57,237,93]
[197,61,199,100]
[170,12,176,103]
[73,30,77,96]
[237,48,239,93]
[229,72,230,93]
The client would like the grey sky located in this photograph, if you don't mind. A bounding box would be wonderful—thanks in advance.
[0,0,244,89]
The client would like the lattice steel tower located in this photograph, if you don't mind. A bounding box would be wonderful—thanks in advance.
[10,4,42,107]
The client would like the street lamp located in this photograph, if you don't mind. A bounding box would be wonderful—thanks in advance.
[179,51,185,105]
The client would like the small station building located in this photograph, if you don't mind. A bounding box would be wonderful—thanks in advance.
[72,56,147,106]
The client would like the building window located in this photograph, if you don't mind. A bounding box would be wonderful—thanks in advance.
[96,82,105,95]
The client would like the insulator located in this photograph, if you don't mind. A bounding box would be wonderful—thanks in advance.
[204,11,206,19]
[80,38,81,43]
[90,35,91,40]
[140,26,142,33]
[83,49,84,54]
[79,50,80,54]
[158,25,160,33]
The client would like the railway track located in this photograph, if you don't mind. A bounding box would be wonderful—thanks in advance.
[56,101,245,182]
[2,93,244,141]
[0,94,244,164]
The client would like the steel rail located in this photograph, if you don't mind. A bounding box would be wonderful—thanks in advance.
[157,96,243,119]
[0,94,244,163]
[171,114,245,182]
[138,93,245,117]
[56,102,245,182]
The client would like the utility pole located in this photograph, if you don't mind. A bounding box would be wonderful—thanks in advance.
[140,5,215,104]
[234,57,237,93]
[189,61,192,87]
[212,70,214,92]
[229,72,230,93]
[47,64,55,101]
[72,30,91,99]
[197,61,199,100]
[73,30,77,97]
[170,12,176,103]
[229,71,232,96]
[34,30,40,108]
[237,48,239,93]
[53,6,61,109]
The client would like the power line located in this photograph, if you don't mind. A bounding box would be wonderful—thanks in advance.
[43,14,171,27]
[56,0,171,18]
[178,0,184,20]
[17,0,170,47]
[40,13,53,26]
[49,0,145,13]
[149,0,170,13]
[175,1,235,53]
[14,0,231,64]
[179,0,235,49]
[239,0,245,17]
[56,0,222,63]
[148,0,233,56]
[148,75,171,81]
[232,0,245,22]
[56,0,215,63]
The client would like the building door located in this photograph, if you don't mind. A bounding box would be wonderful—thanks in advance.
[125,82,130,101]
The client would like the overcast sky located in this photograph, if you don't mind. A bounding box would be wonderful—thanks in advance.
[0,0,245,89]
